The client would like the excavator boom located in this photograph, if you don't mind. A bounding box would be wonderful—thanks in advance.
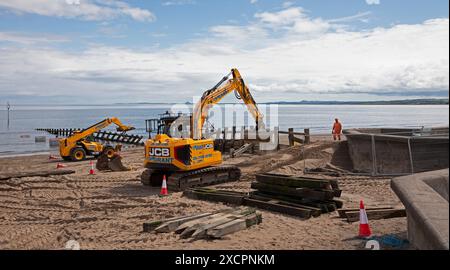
[142,68,262,190]
[192,69,264,139]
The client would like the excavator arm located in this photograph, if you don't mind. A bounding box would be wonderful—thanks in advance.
[65,117,134,149]
[66,117,135,144]
[192,68,264,139]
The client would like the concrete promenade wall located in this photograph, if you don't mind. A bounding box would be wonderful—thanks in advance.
[391,169,449,250]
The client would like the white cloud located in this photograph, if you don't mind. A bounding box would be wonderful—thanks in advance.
[253,7,333,35]
[162,0,196,6]
[0,32,70,44]
[282,1,295,8]
[328,11,371,23]
[250,0,258,4]
[255,7,305,27]
[0,7,448,103]
[366,0,380,5]
[0,0,156,22]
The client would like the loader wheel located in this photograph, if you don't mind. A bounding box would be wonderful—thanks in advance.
[70,148,86,162]
[102,146,115,159]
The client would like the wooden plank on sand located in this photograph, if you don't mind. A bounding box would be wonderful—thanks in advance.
[143,214,203,232]
[206,212,262,239]
[154,212,215,233]
[174,209,237,234]
[182,208,256,239]
[0,169,75,181]
[243,197,312,219]
[337,207,394,218]
[345,209,406,222]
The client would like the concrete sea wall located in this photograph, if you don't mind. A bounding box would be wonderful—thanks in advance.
[344,128,449,175]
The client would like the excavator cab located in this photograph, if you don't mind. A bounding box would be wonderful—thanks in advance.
[145,111,191,139]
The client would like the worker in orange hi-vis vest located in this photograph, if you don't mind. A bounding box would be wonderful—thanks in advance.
[332,118,343,141]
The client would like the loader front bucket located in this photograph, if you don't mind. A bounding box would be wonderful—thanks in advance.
[108,154,130,172]
[96,153,110,171]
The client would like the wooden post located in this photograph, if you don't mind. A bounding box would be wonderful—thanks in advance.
[304,128,310,144]
[231,126,236,148]
[276,126,280,150]
[221,128,226,152]
[288,128,294,147]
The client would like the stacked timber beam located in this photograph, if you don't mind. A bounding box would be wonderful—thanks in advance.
[142,207,262,240]
[249,173,343,218]
[183,188,247,205]
[183,178,342,220]
[36,128,144,145]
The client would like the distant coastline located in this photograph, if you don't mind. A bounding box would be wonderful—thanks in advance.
[118,98,449,106]
[3,98,448,107]
[263,98,449,105]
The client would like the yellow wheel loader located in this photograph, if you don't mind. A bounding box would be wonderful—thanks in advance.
[59,117,135,162]
[141,68,264,190]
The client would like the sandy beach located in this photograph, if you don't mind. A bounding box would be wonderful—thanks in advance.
[0,137,409,250]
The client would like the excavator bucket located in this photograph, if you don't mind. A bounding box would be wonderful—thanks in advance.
[96,153,110,171]
[96,152,130,172]
[108,154,130,172]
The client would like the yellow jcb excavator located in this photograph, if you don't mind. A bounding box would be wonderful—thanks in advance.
[59,117,135,161]
[141,68,264,190]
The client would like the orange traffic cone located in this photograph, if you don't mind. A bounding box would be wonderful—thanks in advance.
[89,160,95,175]
[160,175,168,196]
[56,163,66,169]
[359,200,372,238]
[49,155,58,160]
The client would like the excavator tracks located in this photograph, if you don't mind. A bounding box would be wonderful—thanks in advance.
[141,165,241,192]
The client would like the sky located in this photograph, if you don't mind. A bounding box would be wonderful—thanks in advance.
[0,0,448,104]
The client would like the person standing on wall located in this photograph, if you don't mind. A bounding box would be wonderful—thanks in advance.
[332,118,343,141]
